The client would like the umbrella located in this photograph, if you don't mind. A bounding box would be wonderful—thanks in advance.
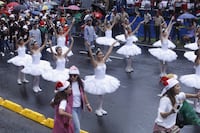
[13,5,27,13]
[31,10,41,16]
[177,12,197,19]
[7,2,19,10]
[42,5,49,10]
[91,3,106,15]
[66,5,80,10]
[43,1,58,6]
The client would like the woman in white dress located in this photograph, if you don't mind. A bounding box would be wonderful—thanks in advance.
[7,36,32,84]
[180,49,200,113]
[22,36,52,92]
[149,16,177,77]
[42,37,74,82]
[47,19,75,56]
[116,20,144,73]
[84,41,120,116]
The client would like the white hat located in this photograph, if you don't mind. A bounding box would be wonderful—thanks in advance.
[9,14,15,18]
[55,81,70,93]
[23,25,28,30]
[159,78,179,96]
[69,65,80,75]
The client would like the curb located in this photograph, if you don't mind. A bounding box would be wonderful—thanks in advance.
[0,97,88,133]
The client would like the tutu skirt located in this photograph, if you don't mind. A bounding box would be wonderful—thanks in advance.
[84,75,120,95]
[115,34,138,42]
[148,48,177,62]
[180,74,200,89]
[42,68,69,82]
[184,51,196,62]
[96,37,120,46]
[7,54,32,66]
[46,46,73,57]
[22,60,52,76]
[153,40,176,49]
[184,42,198,50]
[117,44,141,56]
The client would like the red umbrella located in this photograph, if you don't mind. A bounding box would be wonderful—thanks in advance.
[93,11,103,19]
[67,5,80,10]
[7,2,19,11]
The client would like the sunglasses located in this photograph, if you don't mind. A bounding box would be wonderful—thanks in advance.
[70,74,78,77]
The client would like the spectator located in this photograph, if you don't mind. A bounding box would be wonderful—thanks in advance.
[142,9,152,43]
[153,11,165,41]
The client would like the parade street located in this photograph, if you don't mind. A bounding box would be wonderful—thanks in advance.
[0,37,200,133]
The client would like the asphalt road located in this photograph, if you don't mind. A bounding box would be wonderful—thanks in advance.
[0,37,200,133]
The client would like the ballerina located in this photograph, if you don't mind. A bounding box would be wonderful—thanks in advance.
[46,19,75,56]
[42,37,74,82]
[7,36,32,84]
[148,16,177,77]
[22,35,52,92]
[84,41,120,116]
[95,15,120,46]
[116,20,144,73]
[180,49,200,113]
[115,13,140,43]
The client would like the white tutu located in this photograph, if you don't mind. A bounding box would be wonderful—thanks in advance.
[84,75,120,95]
[96,37,120,46]
[46,46,73,57]
[152,40,176,49]
[184,42,198,50]
[84,64,120,95]
[22,60,52,76]
[117,43,141,56]
[148,48,177,62]
[115,34,138,42]
[184,51,196,62]
[42,68,69,82]
[180,74,200,89]
[7,54,32,66]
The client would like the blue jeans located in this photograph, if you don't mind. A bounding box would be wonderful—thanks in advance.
[72,107,81,133]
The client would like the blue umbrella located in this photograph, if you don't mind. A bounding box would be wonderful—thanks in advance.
[178,12,197,19]
[31,10,40,16]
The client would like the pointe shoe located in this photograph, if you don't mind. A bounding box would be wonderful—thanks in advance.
[100,108,107,115]
[95,109,103,117]
[22,79,29,83]
[17,79,22,85]
[33,87,39,93]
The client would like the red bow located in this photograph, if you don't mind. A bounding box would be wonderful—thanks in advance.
[160,76,169,86]
[56,81,63,89]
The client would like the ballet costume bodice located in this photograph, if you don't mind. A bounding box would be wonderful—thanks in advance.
[94,64,106,79]
[195,65,200,75]
[105,30,112,38]
[161,38,168,50]
[57,36,66,47]
[32,52,41,64]
[126,36,134,45]
[56,58,66,71]
[17,46,26,57]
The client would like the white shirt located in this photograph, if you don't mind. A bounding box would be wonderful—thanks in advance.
[59,100,67,110]
[155,92,186,128]
[72,82,81,107]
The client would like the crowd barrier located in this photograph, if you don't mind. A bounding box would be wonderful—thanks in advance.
[0,96,88,133]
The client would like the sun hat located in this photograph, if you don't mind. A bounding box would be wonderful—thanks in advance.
[69,65,80,75]
[55,81,70,93]
[159,78,179,96]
